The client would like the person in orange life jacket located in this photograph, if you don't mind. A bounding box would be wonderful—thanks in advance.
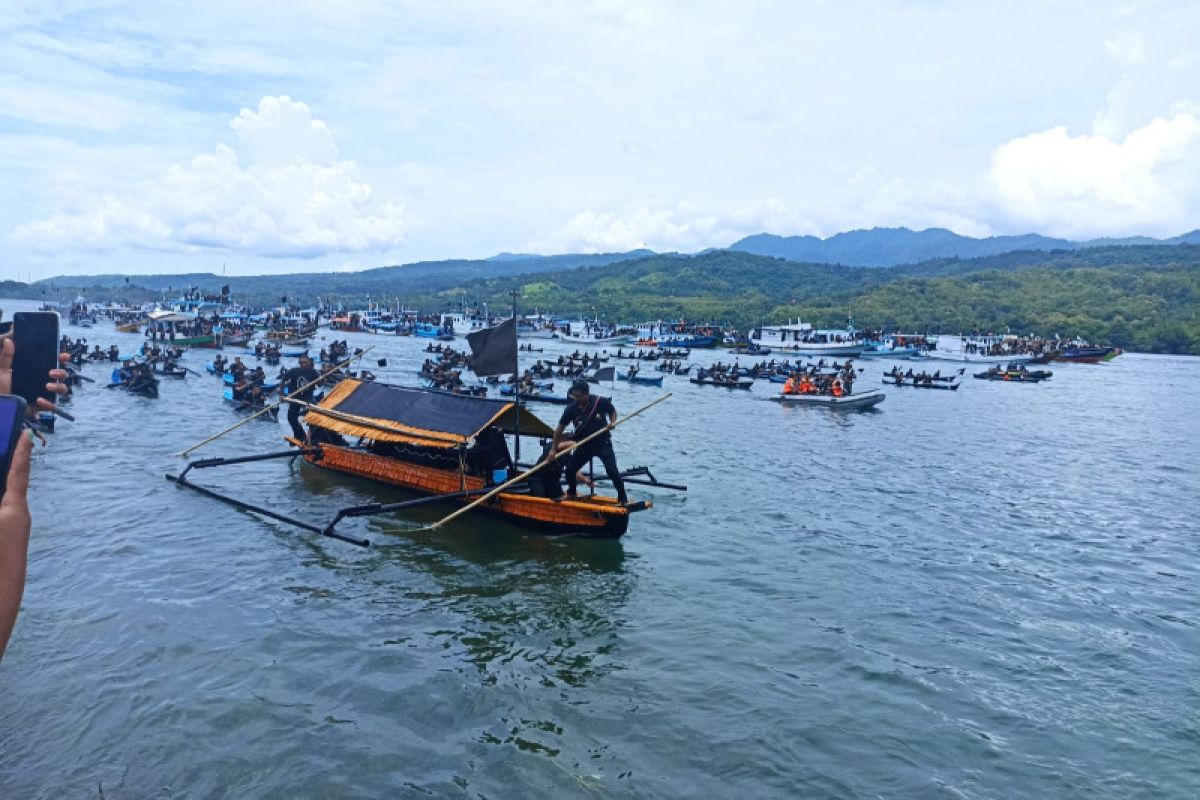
[551,380,627,504]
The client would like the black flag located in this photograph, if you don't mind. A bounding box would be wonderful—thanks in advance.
[467,317,518,377]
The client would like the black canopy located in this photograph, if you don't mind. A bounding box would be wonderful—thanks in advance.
[308,379,554,447]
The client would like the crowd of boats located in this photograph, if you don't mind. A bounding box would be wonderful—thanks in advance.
[40,292,1125,543]
[47,295,1122,366]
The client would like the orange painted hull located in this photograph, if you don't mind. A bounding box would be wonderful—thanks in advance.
[306,444,636,538]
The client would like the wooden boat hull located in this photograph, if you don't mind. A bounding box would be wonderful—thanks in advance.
[690,378,753,389]
[882,375,960,390]
[616,372,665,386]
[304,444,634,538]
[115,322,141,333]
[772,390,885,409]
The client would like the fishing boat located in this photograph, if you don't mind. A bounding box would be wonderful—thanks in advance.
[223,333,253,348]
[616,371,665,386]
[115,321,142,334]
[499,385,572,404]
[1055,346,1116,364]
[690,376,753,389]
[155,364,189,379]
[771,389,885,410]
[221,372,280,392]
[922,335,1037,364]
[888,374,960,388]
[973,367,1052,382]
[556,319,631,346]
[748,321,864,356]
[168,380,682,544]
[110,369,160,398]
[222,387,279,419]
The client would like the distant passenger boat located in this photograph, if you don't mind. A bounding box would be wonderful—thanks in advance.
[748,321,864,356]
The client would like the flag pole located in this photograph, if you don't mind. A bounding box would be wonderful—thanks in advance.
[510,288,521,466]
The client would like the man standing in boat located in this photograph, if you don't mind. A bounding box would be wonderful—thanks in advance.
[552,380,628,505]
[281,355,319,441]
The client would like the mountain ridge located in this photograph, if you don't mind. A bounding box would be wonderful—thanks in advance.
[729,226,1200,267]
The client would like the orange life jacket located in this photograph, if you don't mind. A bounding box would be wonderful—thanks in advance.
[832,381,844,397]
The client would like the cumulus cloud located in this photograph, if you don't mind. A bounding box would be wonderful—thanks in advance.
[990,112,1200,237]
[548,201,825,253]
[13,96,405,257]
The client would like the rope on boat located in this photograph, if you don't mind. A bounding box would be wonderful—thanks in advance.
[175,346,374,457]
[416,392,673,533]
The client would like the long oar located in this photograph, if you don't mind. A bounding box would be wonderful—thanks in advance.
[176,346,373,457]
[417,392,672,533]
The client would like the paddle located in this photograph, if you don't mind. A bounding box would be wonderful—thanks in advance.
[414,392,672,533]
[176,346,373,457]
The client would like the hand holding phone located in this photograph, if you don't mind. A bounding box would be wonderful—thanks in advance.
[12,312,60,413]
[0,394,28,501]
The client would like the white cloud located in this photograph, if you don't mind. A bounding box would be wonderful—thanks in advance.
[990,112,1200,237]
[12,96,405,258]
[549,201,823,253]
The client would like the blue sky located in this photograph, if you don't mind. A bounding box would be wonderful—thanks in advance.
[1,0,1198,278]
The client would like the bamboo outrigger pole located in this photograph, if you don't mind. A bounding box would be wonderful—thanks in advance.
[176,346,374,457]
[417,392,672,532]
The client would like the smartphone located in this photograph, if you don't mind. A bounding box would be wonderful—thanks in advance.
[0,321,11,336]
[12,312,60,411]
[0,394,28,501]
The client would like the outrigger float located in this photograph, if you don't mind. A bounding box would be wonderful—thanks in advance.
[167,379,683,546]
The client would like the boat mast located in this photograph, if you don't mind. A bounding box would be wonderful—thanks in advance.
[511,288,521,464]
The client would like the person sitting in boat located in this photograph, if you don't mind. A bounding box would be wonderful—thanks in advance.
[831,378,845,397]
[552,380,628,506]
[229,357,246,381]
[127,363,156,394]
[783,372,800,395]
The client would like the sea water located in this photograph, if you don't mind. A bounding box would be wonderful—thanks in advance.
[1,299,1198,798]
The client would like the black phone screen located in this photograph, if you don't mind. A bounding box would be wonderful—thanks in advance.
[12,312,60,409]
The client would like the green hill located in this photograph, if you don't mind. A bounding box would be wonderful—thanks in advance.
[15,244,1200,354]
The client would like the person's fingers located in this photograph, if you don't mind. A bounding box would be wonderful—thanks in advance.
[1,432,32,508]
[0,338,12,394]
[58,353,70,365]
[49,368,67,380]
[45,379,67,396]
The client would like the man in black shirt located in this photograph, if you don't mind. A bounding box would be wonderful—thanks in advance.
[282,355,319,440]
[551,380,627,505]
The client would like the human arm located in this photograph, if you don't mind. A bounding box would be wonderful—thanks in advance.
[550,423,565,456]
[0,432,32,659]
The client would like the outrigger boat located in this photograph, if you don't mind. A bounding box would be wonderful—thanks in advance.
[167,380,683,544]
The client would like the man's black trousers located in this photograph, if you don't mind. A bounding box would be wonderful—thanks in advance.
[563,438,626,504]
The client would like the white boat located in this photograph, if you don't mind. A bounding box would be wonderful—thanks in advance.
[749,320,864,356]
[771,389,885,410]
[556,320,630,345]
[921,335,1036,364]
[441,312,490,336]
[517,316,559,339]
